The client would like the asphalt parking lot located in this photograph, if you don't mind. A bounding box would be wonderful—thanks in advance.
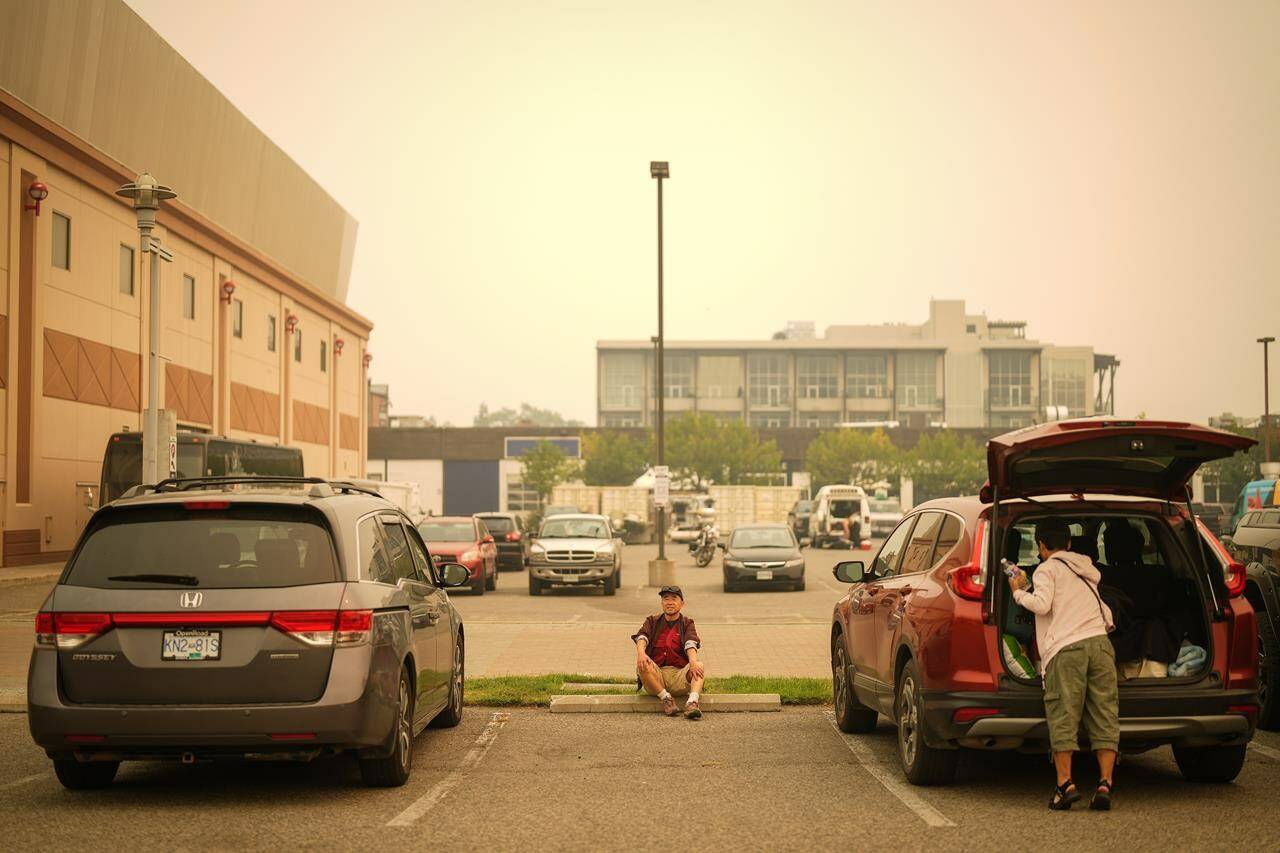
[3,706,1279,850]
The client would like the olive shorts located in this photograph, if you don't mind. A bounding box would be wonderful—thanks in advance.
[641,665,692,697]
[1043,635,1120,753]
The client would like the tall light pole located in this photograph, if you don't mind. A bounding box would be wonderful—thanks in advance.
[117,173,176,486]
[1261,336,1275,465]
[651,161,669,564]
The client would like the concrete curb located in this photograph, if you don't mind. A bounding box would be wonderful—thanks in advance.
[0,689,26,714]
[549,693,781,713]
[0,570,61,586]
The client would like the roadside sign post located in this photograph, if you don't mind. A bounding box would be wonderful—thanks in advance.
[653,465,670,510]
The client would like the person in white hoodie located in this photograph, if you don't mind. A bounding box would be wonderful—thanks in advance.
[1008,517,1118,811]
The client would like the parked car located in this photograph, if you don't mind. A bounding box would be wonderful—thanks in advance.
[867,496,904,537]
[829,419,1259,786]
[1192,502,1232,539]
[1224,506,1280,729]
[809,485,871,548]
[787,499,815,542]
[720,523,805,592]
[418,516,498,594]
[28,476,470,790]
[528,514,623,595]
[474,512,529,571]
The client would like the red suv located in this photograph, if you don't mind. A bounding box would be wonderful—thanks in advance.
[830,420,1260,785]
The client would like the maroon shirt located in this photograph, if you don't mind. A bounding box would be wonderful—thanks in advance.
[649,620,688,668]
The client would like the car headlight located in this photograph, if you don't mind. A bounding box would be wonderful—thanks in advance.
[531,543,546,554]
[460,550,479,563]
[725,559,744,569]
[595,545,615,558]
[785,558,805,569]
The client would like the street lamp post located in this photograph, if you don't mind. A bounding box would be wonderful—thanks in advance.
[1261,336,1275,466]
[650,161,669,568]
[117,173,176,486]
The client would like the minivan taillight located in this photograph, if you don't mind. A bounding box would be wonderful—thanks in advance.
[946,521,988,602]
[336,610,373,646]
[40,613,114,649]
[269,610,372,647]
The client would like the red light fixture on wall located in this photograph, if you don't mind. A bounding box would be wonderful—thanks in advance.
[286,313,299,333]
[221,280,236,304]
[334,338,345,355]
[24,181,49,215]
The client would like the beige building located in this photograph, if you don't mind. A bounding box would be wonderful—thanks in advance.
[0,0,371,566]
[598,300,1115,431]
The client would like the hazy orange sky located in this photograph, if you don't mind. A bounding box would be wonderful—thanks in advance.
[125,0,1279,426]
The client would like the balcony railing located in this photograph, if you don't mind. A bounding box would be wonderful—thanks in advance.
[988,387,1036,409]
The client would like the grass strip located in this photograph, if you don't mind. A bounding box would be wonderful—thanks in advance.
[465,674,831,707]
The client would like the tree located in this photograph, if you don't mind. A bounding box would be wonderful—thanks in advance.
[521,441,579,508]
[665,413,783,489]
[903,431,987,503]
[804,429,901,490]
[1200,426,1263,504]
[581,430,652,486]
[474,402,583,427]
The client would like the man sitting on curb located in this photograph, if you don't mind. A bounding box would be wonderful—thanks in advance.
[632,586,705,719]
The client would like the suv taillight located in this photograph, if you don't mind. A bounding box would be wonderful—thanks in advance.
[946,521,988,602]
[35,612,114,649]
[1198,519,1246,598]
[506,531,521,542]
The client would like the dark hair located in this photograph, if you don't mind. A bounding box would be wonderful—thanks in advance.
[1034,518,1072,551]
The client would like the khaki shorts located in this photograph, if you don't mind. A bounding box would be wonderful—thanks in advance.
[1043,635,1120,753]
[641,665,693,697]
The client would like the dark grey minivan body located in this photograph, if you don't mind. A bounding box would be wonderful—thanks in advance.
[28,480,468,789]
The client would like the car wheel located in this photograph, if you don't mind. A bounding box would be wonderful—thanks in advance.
[603,571,617,596]
[895,659,958,785]
[1173,744,1247,783]
[359,666,414,787]
[832,634,876,734]
[485,565,496,591]
[471,571,485,596]
[528,574,542,596]
[1258,616,1280,730]
[53,758,119,790]
[430,633,464,729]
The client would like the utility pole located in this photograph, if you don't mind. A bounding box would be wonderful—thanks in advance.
[1261,336,1275,465]
[649,161,673,586]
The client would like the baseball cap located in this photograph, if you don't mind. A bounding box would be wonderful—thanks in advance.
[658,585,684,600]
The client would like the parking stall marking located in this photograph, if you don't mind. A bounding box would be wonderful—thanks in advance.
[387,712,511,827]
[0,773,47,791]
[826,714,956,828]
[1249,742,1280,762]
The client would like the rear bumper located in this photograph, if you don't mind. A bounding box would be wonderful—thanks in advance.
[26,645,397,758]
[494,545,524,568]
[921,686,1259,751]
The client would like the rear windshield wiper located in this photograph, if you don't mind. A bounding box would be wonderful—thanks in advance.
[106,573,200,586]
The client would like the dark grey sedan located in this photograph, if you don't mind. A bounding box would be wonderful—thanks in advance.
[720,524,806,592]
[28,478,469,789]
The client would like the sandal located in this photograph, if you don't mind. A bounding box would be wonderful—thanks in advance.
[1090,779,1113,811]
[1049,779,1080,811]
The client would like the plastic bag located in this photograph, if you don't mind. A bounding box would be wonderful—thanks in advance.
[1002,633,1036,679]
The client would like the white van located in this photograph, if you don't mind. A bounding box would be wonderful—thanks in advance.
[807,485,870,548]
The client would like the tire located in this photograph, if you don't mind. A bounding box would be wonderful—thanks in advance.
[471,571,485,596]
[895,659,958,785]
[359,667,414,787]
[53,759,119,790]
[484,565,496,591]
[1173,744,1247,783]
[603,571,617,596]
[793,579,806,592]
[528,574,543,596]
[430,633,464,729]
[1258,616,1280,730]
[832,634,876,734]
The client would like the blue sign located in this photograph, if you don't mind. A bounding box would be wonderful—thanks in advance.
[504,437,581,459]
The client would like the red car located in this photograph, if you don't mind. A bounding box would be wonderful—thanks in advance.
[830,419,1259,785]
[417,517,498,595]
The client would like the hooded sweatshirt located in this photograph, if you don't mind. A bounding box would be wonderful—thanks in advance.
[1012,550,1114,674]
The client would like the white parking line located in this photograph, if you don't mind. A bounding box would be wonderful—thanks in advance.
[1249,741,1280,762]
[826,714,956,828]
[0,773,47,791]
[387,712,510,827]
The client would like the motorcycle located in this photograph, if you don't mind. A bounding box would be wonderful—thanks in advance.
[689,522,719,567]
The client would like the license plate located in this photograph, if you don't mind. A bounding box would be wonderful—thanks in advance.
[756,570,773,581]
[162,630,221,661]
[561,574,580,582]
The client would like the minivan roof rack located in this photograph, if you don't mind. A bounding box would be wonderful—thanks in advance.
[125,476,386,500]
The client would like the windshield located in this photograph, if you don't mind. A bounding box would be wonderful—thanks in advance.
[478,516,514,533]
[418,522,476,542]
[731,528,795,549]
[65,505,338,589]
[540,519,608,539]
[869,499,900,513]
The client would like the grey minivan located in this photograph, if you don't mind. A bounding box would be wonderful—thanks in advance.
[28,478,470,789]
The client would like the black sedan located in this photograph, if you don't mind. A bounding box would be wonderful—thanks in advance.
[720,524,806,592]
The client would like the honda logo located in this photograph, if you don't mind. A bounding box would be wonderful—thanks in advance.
[179,592,203,608]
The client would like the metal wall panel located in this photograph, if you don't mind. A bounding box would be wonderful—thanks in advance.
[443,460,499,516]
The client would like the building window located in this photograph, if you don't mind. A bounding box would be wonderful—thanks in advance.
[749,412,791,429]
[797,354,839,399]
[846,354,889,398]
[988,351,1033,408]
[601,412,641,427]
[294,328,302,362]
[989,412,1034,429]
[896,352,938,408]
[601,352,644,409]
[182,275,196,320]
[966,324,977,334]
[320,340,327,372]
[658,354,694,399]
[119,244,135,295]
[747,353,791,407]
[52,212,71,270]
[801,412,841,428]
[232,299,244,338]
[267,315,277,352]
[505,473,540,512]
[1048,359,1087,417]
[697,355,743,400]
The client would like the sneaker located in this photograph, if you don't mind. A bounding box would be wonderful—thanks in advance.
[684,700,702,720]
[661,695,679,716]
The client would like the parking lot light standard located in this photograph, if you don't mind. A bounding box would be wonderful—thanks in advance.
[651,161,669,562]
[1260,336,1275,464]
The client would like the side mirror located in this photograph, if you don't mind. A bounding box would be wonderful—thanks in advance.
[833,560,868,584]
[440,563,471,588]
[717,542,727,551]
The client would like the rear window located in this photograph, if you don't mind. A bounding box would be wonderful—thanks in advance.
[65,505,339,589]
[830,499,861,517]
[419,521,475,542]
[1260,510,1280,527]
[478,516,515,534]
